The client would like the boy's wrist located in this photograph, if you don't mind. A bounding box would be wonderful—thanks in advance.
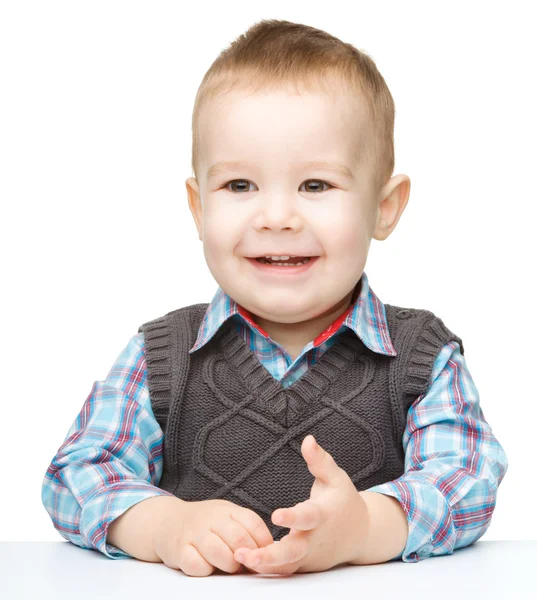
[151,496,190,558]
[347,491,409,565]
[106,494,185,562]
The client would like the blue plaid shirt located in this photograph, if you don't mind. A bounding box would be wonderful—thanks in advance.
[41,271,508,562]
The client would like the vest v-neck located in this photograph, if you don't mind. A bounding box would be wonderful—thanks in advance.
[217,318,360,403]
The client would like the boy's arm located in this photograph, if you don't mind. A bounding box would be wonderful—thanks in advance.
[41,332,175,560]
[350,341,509,564]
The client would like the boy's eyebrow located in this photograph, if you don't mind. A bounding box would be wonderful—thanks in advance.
[207,160,355,180]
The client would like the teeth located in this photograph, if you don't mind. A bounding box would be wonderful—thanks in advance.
[257,257,311,266]
[263,255,311,260]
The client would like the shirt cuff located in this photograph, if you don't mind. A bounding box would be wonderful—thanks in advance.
[80,483,176,559]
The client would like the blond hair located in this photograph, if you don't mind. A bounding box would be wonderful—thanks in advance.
[190,19,395,196]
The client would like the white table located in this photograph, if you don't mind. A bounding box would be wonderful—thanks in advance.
[1,541,535,599]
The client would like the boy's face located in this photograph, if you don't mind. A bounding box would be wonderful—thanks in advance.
[186,84,409,337]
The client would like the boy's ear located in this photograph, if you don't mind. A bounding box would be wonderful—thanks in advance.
[372,174,411,241]
[186,177,203,241]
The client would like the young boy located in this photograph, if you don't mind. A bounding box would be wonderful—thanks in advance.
[41,18,508,577]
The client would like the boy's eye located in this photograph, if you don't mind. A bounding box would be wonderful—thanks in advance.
[222,179,333,193]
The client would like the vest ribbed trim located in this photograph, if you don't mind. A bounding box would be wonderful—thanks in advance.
[218,320,359,405]
[407,312,464,395]
[384,304,464,398]
[138,303,208,425]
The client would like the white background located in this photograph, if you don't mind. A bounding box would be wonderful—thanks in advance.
[1,0,535,545]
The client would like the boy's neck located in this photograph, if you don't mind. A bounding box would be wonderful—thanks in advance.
[250,287,356,362]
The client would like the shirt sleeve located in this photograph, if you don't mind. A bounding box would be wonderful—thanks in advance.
[366,341,509,563]
[41,332,175,559]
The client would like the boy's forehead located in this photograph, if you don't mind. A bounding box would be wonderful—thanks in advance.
[199,86,367,135]
[198,88,368,174]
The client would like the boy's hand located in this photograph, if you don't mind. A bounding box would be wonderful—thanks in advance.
[234,435,370,574]
[152,497,274,576]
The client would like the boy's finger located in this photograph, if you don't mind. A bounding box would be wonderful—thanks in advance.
[272,500,321,531]
[230,507,274,548]
[239,534,309,568]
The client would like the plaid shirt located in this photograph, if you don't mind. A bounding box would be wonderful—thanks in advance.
[41,271,508,562]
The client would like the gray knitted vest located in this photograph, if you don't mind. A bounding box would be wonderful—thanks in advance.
[138,302,464,541]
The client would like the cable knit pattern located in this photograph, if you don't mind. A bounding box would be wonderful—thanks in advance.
[138,302,464,541]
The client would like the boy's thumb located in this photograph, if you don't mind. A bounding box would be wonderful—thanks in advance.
[302,435,341,484]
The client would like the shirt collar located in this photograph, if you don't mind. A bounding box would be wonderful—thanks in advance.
[188,271,397,356]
